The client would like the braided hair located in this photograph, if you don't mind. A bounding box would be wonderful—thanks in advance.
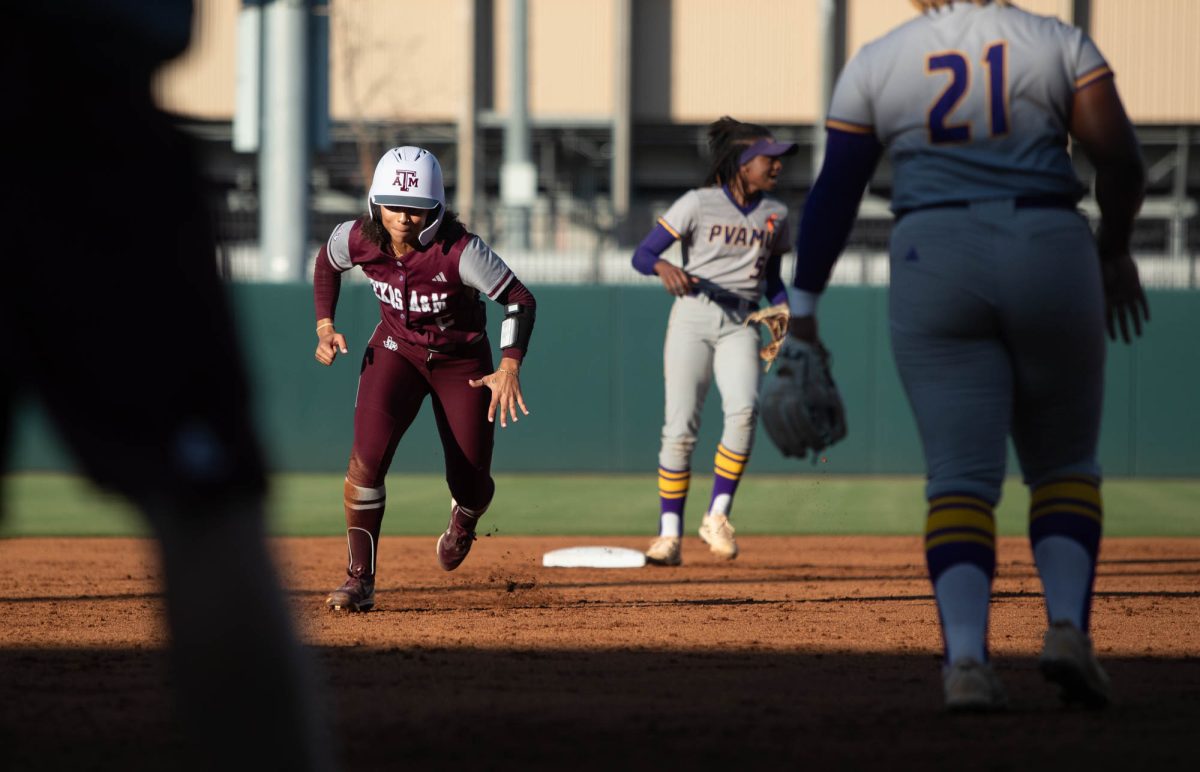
[704,116,773,188]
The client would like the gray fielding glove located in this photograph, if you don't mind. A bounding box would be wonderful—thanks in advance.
[760,336,848,459]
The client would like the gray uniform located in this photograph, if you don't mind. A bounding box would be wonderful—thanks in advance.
[657,188,789,518]
[807,1,1126,688]
[826,1,1111,502]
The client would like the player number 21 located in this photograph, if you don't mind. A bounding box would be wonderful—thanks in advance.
[926,42,1009,144]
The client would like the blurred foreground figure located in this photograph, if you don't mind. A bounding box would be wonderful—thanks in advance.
[1,3,335,768]
[786,0,1147,711]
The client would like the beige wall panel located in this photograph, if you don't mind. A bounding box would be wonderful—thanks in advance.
[1013,0,1072,21]
[494,0,614,116]
[847,0,917,57]
[154,0,239,118]
[328,0,465,122]
[631,0,819,124]
[494,0,511,114]
[1093,0,1200,123]
[155,0,468,122]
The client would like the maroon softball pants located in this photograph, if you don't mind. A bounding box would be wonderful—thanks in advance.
[347,333,496,511]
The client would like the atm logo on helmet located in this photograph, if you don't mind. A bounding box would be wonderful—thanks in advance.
[392,169,419,190]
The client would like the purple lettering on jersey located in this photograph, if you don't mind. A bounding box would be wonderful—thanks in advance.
[927,53,971,144]
[708,224,722,242]
[733,228,748,246]
[749,229,765,247]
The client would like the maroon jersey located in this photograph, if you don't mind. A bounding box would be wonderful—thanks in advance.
[316,217,522,353]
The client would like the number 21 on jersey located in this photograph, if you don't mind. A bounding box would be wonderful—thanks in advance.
[926,42,1009,144]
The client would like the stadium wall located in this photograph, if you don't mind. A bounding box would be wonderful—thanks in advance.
[9,287,1198,478]
[156,0,1200,125]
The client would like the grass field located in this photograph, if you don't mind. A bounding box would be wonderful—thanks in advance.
[2,471,1198,537]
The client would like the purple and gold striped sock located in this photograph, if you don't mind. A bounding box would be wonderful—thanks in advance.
[708,443,749,516]
[925,493,997,663]
[1029,475,1103,631]
[658,465,689,536]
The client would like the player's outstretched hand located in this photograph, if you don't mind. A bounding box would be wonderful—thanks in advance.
[653,259,699,296]
[315,332,349,365]
[469,359,529,428]
[1098,245,1150,344]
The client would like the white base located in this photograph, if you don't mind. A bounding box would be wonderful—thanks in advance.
[542,546,647,568]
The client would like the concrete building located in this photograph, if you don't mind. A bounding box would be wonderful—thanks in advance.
[153,0,1199,285]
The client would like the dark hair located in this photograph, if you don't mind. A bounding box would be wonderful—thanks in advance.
[704,115,773,187]
[362,204,465,250]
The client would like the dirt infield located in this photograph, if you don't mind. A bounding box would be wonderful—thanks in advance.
[1,535,1198,770]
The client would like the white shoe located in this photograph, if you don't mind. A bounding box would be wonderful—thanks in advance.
[645,536,681,566]
[698,512,738,559]
[942,658,1007,712]
[1039,620,1112,708]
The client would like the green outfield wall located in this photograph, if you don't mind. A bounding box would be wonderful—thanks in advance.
[9,287,1199,477]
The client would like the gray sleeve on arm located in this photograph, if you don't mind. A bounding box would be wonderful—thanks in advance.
[326,220,356,272]
[459,236,516,300]
[658,190,699,239]
[1071,28,1112,86]
[826,49,876,132]
[773,212,792,256]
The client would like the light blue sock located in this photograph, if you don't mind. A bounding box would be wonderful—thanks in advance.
[934,563,992,664]
[1028,476,1102,630]
[1033,536,1092,629]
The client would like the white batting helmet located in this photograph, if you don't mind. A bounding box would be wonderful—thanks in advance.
[368,146,446,246]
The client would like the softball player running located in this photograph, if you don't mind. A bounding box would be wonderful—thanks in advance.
[787,0,1147,710]
[632,116,796,566]
[313,146,536,611]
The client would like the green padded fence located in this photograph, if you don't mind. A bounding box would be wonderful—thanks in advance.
[9,286,1199,477]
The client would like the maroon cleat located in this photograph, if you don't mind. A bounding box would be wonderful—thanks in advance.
[436,502,480,571]
[325,570,375,612]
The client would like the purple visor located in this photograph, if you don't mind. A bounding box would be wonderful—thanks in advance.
[738,138,799,166]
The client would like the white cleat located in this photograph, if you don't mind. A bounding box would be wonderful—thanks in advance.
[698,512,738,559]
[942,658,1008,713]
[1039,620,1112,708]
[645,536,682,566]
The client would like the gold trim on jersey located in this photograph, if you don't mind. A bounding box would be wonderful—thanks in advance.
[826,118,873,135]
[1075,65,1114,91]
[656,217,682,240]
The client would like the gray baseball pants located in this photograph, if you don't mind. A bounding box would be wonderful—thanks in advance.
[659,293,761,470]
